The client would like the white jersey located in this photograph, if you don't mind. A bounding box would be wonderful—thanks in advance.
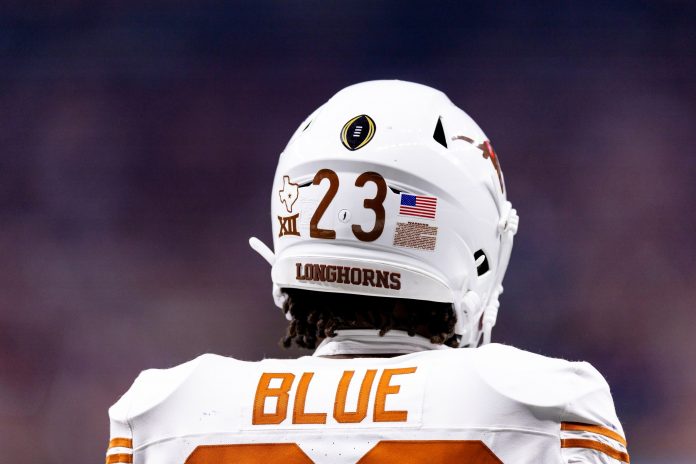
[106,332,628,464]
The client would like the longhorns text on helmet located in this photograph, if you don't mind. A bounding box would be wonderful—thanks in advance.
[249,80,518,347]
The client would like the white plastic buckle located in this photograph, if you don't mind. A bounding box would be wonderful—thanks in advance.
[454,290,481,347]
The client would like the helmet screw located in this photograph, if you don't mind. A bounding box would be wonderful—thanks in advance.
[338,209,351,223]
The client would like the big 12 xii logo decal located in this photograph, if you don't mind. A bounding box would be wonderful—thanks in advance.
[278,175,300,237]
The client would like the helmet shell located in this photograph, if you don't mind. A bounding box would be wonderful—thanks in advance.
[266,80,514,345]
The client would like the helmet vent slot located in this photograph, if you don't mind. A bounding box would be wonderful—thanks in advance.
[474,249,489,276]
[302,120,312,131]
[433,116,448,148]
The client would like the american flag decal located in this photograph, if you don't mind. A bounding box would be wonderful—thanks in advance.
[399,193,437,219]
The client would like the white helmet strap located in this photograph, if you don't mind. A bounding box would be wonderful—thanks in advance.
[249,237,275,266]
[480,201,519,345]
[249,237,291,316]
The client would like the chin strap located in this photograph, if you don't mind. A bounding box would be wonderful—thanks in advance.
[481,298,499,345]
[480,201,519,345]
[249,237,289,313]
[249,237,275,265]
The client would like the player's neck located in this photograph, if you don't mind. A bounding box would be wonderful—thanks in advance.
[312,329,450,358]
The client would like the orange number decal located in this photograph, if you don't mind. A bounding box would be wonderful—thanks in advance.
[309,169,388,242]
[352,172,387,242]
[357,440,502,464]
[309,169,339,239]
[186,443,313,464]
[186,440,501,464]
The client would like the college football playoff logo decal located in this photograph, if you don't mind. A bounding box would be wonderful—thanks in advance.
[341,114,376,151]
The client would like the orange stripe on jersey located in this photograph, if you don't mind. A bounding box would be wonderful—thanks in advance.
[108,438,133,449]
[105,453,134,464]
[561,438,630,463]
[561,422,627,446]
[357,440,502,464]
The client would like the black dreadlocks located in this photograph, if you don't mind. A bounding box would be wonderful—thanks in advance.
[281,288,459,349]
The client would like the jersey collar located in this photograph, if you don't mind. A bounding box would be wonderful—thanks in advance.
[312,329,450,357]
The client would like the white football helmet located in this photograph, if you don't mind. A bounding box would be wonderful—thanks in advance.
[250,80,518,347]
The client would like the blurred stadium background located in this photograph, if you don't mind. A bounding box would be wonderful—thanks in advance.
[1,2,695,462]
